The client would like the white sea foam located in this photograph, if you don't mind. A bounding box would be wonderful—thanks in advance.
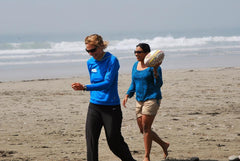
[1,36,240,55]
[0,35,240,69]
[1,34,240,82]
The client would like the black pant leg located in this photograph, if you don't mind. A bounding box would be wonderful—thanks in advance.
[102,105,135,161]
[86,103,103,161]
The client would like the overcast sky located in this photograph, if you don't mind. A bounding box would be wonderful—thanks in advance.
[0,0,240,35]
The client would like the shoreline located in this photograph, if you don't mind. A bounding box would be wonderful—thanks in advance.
[0,67,240,161]
[1,66,239,83]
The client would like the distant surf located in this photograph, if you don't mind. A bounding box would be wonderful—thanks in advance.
[1,35,240,81]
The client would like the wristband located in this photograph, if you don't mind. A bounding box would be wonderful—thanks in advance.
[83,85,87,91]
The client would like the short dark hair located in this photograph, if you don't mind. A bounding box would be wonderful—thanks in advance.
[136,43,151,53]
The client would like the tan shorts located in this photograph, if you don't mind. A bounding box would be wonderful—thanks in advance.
[136,99,161,118]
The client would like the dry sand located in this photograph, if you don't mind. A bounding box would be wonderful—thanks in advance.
[0,67,240,161]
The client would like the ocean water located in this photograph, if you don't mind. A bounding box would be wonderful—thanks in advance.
[0,32,240,82]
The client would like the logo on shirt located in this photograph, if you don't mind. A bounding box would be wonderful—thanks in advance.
[91,68,97,72]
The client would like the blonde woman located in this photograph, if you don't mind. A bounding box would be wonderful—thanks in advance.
[72,34,136,161]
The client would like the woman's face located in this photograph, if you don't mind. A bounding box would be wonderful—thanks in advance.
[86,44,103,60]
[134,46,147,61]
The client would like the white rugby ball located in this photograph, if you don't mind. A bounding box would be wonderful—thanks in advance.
[144,50,164,67]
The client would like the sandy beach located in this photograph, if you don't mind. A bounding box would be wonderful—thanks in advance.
[0,67,240,161]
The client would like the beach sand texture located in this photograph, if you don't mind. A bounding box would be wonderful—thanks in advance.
[0,67,240,161]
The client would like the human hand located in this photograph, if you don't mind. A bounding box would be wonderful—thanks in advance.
[122,95,129,108]
[154,61,162,68]
[153,61,162,78]
[72,82,85,90]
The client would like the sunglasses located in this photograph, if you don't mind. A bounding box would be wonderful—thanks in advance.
[86,47,97,53]
[134,50,145,54]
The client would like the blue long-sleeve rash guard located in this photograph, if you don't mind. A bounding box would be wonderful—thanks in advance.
[126,61,163,102]
[85,52,120,106]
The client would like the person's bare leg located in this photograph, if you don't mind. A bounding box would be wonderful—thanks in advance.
[138,117,150,161]
[138,116,169,159]
[151,131,169,159]
[138,115,169,160]
[137,117,149,161]
[137,116,143,133]
[142,115,155,161]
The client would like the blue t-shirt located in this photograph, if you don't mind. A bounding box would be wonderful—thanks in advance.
[127,61,163,102]
[85,52,120,106]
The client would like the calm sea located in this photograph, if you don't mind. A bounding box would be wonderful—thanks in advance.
[1,31,240,82]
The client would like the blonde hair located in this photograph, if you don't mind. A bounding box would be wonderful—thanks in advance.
[85,34,108,49]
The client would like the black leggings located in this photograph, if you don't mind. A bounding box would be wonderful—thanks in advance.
[86,103,135,161]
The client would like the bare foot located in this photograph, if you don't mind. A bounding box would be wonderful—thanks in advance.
[143,156,150,161]
[162,142,170,159]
